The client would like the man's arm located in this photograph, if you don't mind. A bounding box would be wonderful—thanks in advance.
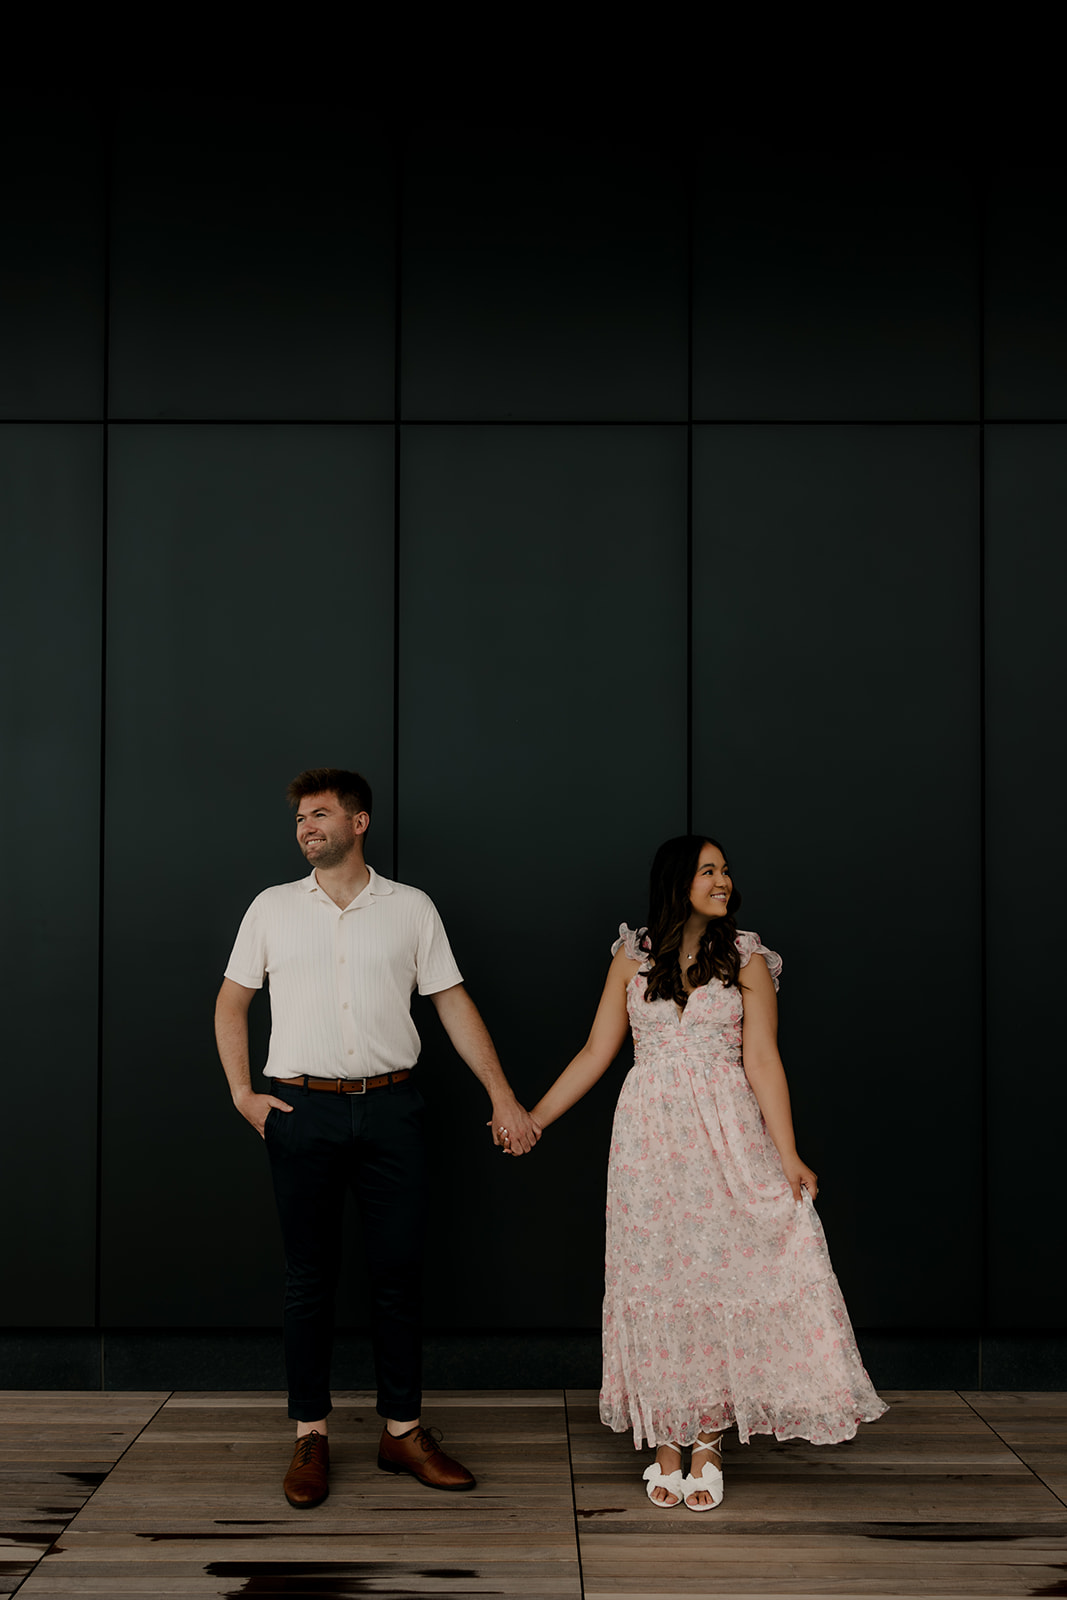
[214,977,293,1137]
[429,983,541,1155]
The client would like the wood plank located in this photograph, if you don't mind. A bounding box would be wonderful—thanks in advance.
[572,1532,1067,1561]
[163,1388,566,1407]
[960,1392,1067,1412]
[581,1589,1061,1599]
[581,1562,1067,1595]
[0,1394,167,1407]
[17,1565,582,1595]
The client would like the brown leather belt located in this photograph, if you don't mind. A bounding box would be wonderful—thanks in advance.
[272,1069,413,1095]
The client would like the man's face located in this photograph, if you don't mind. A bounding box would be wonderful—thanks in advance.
[294,792,367,871]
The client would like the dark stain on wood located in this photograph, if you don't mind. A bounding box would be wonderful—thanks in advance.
[866,1526,1045,1541]
[204,1561,490,1597]
[0,1558,39,1580]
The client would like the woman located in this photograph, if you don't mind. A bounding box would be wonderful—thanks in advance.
[529,836,886,1511]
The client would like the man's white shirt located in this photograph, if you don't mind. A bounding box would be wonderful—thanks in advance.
[224,866,463,1080]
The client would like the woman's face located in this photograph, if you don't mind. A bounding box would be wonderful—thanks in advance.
[689,842,732,919]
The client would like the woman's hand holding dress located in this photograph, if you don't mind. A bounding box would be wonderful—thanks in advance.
[779,1151,819,1204]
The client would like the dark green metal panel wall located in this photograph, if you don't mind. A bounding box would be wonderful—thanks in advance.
[1,95,1064,1365]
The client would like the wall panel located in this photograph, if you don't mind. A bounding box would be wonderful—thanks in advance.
[100,424,394,1324]
[402,125,687,420]
[692,424,982,1327]
[0,97,105,419]
[0,425,102,1323]
[693,146,979,420]
[109,96,395,420]
[985,424,1067,1325]
[398,424,687,1326]
[985,162,1067,418]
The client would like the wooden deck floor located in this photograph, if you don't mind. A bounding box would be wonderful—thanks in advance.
[2,1389,1066,1597]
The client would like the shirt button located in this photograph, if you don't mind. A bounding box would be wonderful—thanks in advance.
[348,1049,354,1056]
[339,956,345,963]
[343,1003,349,1010]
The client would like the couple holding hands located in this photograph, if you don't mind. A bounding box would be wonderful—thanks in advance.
[215,768,884,1512]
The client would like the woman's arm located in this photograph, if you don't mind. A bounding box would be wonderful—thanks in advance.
[739,954,819,1203]
[530,949,639,1129]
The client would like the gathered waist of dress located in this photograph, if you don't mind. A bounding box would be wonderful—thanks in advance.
[632,1044,745,1074]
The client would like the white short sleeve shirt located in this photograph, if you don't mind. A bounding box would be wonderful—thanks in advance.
[224,866,463,1080]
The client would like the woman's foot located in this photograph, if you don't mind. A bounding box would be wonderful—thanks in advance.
[642,1443,684,1507]
[683,1432,724,1511]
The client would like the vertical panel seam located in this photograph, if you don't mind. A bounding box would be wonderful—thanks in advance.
[978,151,989,1359]
[392,126,404,881]
[94,96,113,1355]
[685,143,694,835]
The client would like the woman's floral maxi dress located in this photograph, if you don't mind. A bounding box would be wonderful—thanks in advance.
[599,925,887,1449]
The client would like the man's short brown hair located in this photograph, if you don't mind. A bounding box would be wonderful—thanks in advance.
[286,768,373,820]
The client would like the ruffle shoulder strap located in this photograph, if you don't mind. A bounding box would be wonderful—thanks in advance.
[734,929,782,990]
[611,922,652,967]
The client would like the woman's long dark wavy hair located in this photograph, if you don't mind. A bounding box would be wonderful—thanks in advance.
[642,835,743,1006]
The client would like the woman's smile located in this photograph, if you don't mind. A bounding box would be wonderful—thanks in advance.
[689,842,732,916]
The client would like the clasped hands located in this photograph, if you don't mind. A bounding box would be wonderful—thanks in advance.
[486,1100,542,1156]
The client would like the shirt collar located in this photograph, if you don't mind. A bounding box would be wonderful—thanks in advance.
[303,864,393,906]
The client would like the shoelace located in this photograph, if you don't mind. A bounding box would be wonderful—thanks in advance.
[413,1426,444,1455]
[294,1432,322,1467]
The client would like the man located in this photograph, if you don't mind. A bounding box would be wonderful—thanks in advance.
[214,767,539,1509]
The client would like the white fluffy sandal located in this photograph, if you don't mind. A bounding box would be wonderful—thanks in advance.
[682,1436,724,1511]
[642,1459,685,1508]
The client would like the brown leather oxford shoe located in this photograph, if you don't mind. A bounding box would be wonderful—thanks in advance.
[377,1423,476,1491]
[283,1430,330,1508]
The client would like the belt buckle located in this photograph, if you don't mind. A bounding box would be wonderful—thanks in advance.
[351,1078,367,1095]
